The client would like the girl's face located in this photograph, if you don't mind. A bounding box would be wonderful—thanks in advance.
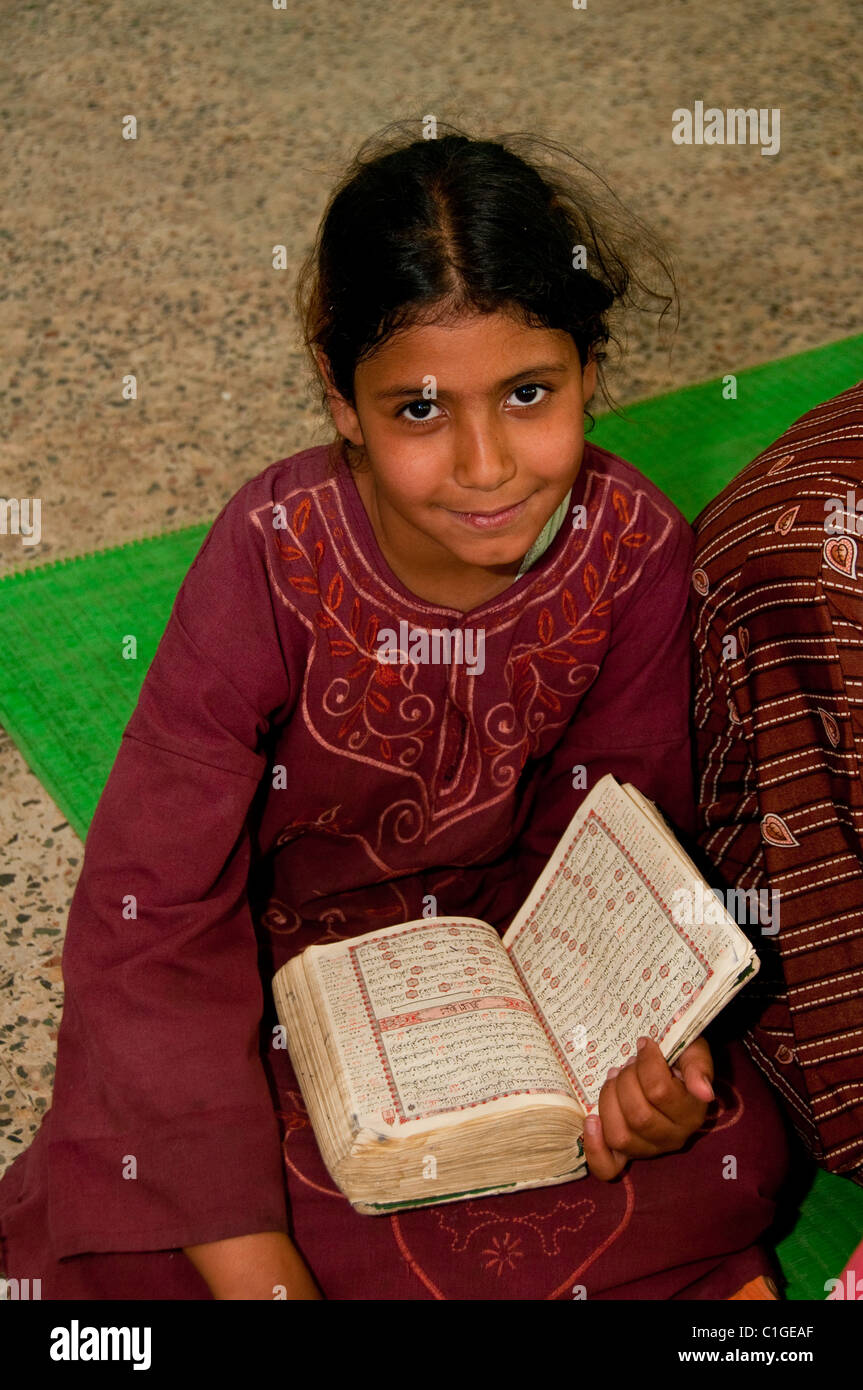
[323,308,597,595]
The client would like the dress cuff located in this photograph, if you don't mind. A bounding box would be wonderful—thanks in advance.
[48,1105,288,1259]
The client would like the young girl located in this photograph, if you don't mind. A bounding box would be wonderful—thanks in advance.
[0,125,791,1300]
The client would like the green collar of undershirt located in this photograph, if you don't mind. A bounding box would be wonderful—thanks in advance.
[516,488,573,578]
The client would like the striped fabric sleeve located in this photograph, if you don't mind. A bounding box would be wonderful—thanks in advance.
[692,382,863,1184]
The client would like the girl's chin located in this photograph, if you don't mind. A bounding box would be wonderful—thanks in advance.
[440,514,538,555]
[437,535,530,571]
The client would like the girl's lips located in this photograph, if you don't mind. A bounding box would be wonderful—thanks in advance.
[446,498,530,530]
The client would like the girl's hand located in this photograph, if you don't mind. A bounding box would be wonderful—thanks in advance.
[582,1035,714,1181]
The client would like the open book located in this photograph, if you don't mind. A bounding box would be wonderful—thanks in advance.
[272,774,758,1214]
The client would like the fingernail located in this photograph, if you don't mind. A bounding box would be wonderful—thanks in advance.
[702,1076,715,1100]
[606,1066,620,1080]
[636,1037,648,1052]
[585,1114,601,1136]
[672,1066,684,1080]
[623,1056,637,1068]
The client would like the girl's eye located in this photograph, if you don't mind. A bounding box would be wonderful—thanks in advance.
[508,383,551,407]
[399,399,444,424]
[397,383,551,424]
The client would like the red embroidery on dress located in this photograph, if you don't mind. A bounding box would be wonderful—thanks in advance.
[389,1181,637,1301]
[436,1197,595,1256]
[548,1176,636,1299]
[482,1231,524,1275]
[254,465,672,850]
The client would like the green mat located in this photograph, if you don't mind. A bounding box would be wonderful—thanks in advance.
[774,1166,863,1301]
[0,526,209,841]
[1,333,862,1298]
[590,333,863,521]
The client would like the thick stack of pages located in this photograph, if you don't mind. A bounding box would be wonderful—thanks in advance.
[273,774,758,1213]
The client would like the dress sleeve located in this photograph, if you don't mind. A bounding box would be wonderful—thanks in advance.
[512,510,697,895]
[47,490,297,1257]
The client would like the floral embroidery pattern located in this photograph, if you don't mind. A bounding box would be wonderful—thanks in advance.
[254,465,672,848]
[482,1232,524,1276]
[435,1196,595,1257]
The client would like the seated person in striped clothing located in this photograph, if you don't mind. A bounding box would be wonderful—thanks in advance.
[691,380,863,1188]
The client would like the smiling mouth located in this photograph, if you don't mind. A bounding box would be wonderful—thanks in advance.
[466,503,523,516]
[446,496,532,528]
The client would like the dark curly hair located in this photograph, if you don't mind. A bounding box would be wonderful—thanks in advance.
[295,118,678,464]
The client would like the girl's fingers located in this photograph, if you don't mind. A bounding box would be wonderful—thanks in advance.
[677,1037,715,1103]
[623,1040,707,1131]
[582,1112,628,1181]
[584,1039,713,1178]
[597,1064,672,1157]
[601,1047,698,1150]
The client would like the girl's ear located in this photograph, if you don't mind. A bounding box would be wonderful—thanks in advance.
[316,351,364,447]
[315,349,337,394]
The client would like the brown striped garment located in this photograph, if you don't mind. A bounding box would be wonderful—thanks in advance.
[692,380,863,1184]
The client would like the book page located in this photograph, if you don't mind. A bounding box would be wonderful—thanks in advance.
[504,777,743,1111]
[306,918,576,1131]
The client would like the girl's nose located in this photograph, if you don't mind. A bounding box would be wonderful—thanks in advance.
[451,420,516,490]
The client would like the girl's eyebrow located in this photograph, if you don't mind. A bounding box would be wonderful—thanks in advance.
[372,362,571,401]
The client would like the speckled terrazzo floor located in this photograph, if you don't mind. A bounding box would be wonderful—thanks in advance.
[1,0,861,1177]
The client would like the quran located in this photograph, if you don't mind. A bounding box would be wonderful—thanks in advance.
[272,774,758,1214]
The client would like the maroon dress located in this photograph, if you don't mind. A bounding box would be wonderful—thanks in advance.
[0,439,790,1299]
